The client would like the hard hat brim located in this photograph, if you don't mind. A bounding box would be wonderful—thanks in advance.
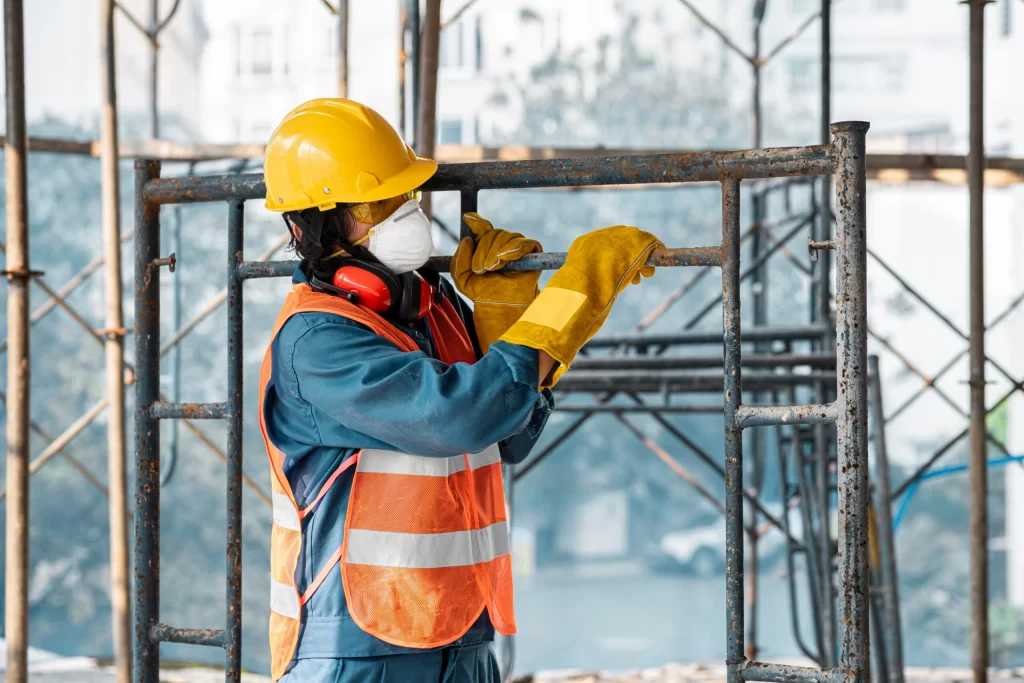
[356,156,439,204]
[264,156,439,212]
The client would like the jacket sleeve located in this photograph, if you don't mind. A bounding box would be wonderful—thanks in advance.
[287,315,551,457]
[438,276,553,465]
[497,388,555,465]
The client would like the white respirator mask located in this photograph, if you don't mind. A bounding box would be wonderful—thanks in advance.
[353,200,435,274]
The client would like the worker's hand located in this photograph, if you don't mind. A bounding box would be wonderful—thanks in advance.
[451,213,543,355]
[500,226,662,388]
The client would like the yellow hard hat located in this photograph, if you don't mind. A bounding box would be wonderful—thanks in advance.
[263,98,437,213]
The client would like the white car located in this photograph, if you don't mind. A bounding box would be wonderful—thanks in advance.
[652,506,810,578]
[653,517,726,577]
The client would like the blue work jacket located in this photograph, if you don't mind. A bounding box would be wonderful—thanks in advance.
[262,266,553,663]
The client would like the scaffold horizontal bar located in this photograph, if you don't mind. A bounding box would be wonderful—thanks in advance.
[572,353,835,372]
[149,401,228,420]
[142,145,836,204]
[238,246,722,280]
[150,624,226,648]
[555,404,724,414]
[556,371,835,394]
[735,402,838,429]
[740,661,845,683]
[584,325,832,348]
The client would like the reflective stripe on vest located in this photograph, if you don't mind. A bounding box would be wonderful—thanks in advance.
[356,444,501,477]
[346,522,511,569]
[270,577,300,619]
[272,491,300,531]
[259,283,516,680]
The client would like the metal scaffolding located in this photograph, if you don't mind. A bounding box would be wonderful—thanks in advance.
[132,123,869,683]
[3,1,31,682]
[0,2,1011,682]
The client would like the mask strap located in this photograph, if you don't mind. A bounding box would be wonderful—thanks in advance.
[285,209,326,247]
[332,234,392,273]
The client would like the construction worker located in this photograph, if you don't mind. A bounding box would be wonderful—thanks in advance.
[258,98,662,682]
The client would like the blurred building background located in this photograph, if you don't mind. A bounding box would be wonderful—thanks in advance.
[2,0,1024,677]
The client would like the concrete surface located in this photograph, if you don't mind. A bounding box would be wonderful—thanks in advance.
[515,662,1024,683]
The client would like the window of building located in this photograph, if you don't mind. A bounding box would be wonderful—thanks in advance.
[1003,0,1013,37]
[282,26,289,76]
[875,0,905,9]
[788,58,815,94]
[880,58,905,93]
[233,25,242,76]
[905,124,950,153]
[236,24,288,82]
[325,24,336,59]
[440,21,465,69]
[474,15,483,70]
[833,55,905,94]
[251,27,273,75]
[790,0,814,12]
[438,119,464,145]
[250,121,275,143]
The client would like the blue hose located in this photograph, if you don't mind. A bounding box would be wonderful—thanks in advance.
[892,454,1024,532]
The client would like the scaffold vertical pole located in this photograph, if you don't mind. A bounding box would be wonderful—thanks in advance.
[868,355,905,683]
[100,0,132,680]
[832,120,870,683]
[225,201,245,682]
[722,177,745,683]
[133,159,163,683]
[3,0,31,680]
[966,4,989,683]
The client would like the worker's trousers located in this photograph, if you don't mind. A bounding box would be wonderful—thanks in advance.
[279,642,501,683]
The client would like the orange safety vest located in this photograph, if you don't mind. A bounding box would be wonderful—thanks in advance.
[258,283,516,680]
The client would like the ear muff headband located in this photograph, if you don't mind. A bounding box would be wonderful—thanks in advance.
[331,260,434,322]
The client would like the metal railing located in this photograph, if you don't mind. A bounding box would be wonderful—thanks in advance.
[132,122,869,683]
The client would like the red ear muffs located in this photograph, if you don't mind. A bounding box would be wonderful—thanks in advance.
[332,261,435,322]
[333,262,398,313]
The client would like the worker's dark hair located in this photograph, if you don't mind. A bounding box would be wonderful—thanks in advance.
[284,205,357,274]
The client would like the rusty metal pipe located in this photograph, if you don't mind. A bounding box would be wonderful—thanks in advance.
[586,325,832,349]
[966,4,989,683]
[133,159,163,683]
[555,404,723,414]
[398,1,407,135]
[337,0,348,97]
[149,401,228,420]
[417,0,440,219]
[816,8,838,662]
[868,356,905,683]
[553,371,836,394]
[150,624,225,648]
[407,0,420,147]
[832,121,871,683]
[722,178,744,683]
[571,353,836,372]
[100,1,132,679]
[3,0,31,679]
[141,145,837,204]
[239,245,724,279]
[740,661,843,683]
[225,200,245,682]
[736,403,837,429]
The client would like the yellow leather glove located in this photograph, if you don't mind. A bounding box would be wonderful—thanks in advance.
[499,226,662,388]
[451,213,543,354]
